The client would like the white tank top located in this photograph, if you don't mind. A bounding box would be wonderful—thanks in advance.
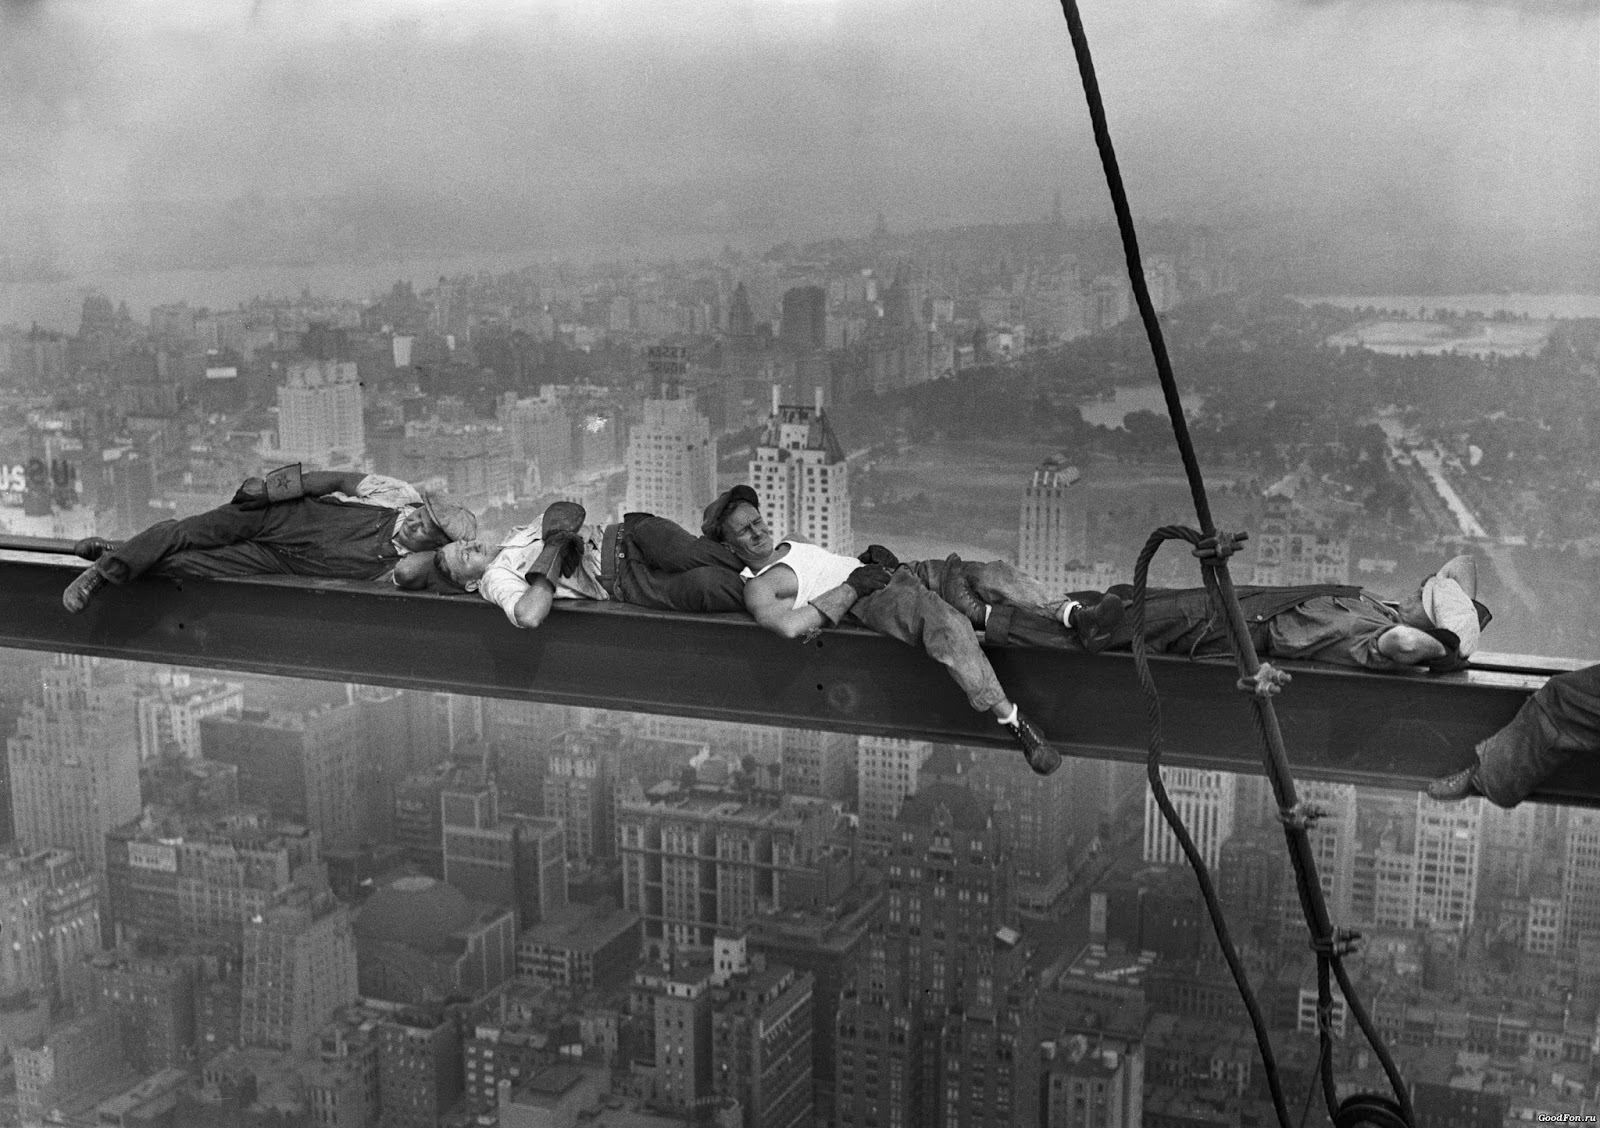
[745,541,861,609]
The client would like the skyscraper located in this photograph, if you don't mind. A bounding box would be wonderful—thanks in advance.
[1143,769,1237,871]
[625,392,716,533]
[1560,809,1600,951]
[709,940,815,1128]
[275,358,364,467]
[856,737,932,851]
[1018,457,1088,591]
[780,729,855,805]
[441,778,569,928]
[201,704,363,850]
[0,847,100,1005]
[1412,794,1481,931]
[749,389,851,554]
[780,286,827,351]
[7,657,142,887]
[543,728,618,871]
[239,883,357,1056]
[838,784,1039,1128]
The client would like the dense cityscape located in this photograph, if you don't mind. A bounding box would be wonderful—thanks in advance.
[0,208,1595,1128]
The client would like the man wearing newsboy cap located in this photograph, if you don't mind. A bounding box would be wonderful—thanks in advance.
[63,465,477,612]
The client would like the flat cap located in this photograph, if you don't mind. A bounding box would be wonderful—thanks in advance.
[701,485,760,540]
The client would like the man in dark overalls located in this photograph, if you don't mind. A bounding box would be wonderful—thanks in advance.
[62,467,477,612]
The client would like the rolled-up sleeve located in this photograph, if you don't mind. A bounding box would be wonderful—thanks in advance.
[350,475,423,510]
[479,529,541,625]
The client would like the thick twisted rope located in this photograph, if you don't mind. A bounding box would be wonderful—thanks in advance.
[1056,1,1416,1122]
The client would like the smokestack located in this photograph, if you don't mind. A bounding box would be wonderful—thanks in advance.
[771,384,780,417]
[814,386,824,413]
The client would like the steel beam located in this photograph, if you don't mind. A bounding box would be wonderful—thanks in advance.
[0,550,1589,803]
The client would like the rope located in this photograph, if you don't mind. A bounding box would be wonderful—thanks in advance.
[1055,3,1415,1124]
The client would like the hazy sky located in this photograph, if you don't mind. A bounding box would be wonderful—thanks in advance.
[1,0,1596,269]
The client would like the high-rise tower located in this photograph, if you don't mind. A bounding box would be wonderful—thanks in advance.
[1018,456,1088,591]
[275,359,364,467]
[749,388,851,554]
[625,392,717,534]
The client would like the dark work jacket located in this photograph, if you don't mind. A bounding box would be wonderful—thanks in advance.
[987,582,1365,655]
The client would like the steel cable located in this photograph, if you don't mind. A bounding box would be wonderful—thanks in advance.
[1055,1,1416,1123]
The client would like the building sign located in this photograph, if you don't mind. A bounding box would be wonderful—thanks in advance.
[0,464,26,495]
[644,345,688,377]
[127,841,178,873]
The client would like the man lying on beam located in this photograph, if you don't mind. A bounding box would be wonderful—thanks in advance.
[404,500,747,625]
[1428,662,1600,806]
[965,554,1490,674]
[703,485,1125,778]
[62,465,477,613]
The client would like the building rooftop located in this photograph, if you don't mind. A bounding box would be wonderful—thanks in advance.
[519,903,639,954]
[355,874,506,953]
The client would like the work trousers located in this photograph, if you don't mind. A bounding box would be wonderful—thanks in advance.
[96,498,401,584]
[1476,664,1600,808]
[611,514,747,613]
[850,567,1009,713]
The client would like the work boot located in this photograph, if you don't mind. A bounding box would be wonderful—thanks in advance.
[72,536,119,561]
[1426,762,1483,802]
[1068,593,1124,653]
[1004,710,1062,776]
[937,554,987,630]
[62,566,109,614]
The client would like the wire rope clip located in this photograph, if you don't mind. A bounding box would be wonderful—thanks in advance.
[1310,927,1364,959]
[1277,801,1328,831]
[1191,530,1248,568]
[1237,662,1291,699]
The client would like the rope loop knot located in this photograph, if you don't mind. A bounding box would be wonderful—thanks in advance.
[1310,928,1364,959]
[1238,662,1292,699]
[1191,530,1249,568]
[1278,801,1329,831]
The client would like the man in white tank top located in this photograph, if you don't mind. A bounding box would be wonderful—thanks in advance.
[701,486,1124,777]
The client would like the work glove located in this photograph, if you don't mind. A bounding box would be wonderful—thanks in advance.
[844,563,893,599]
[857,544,900,570]
[527,501,588,581]
[230,463,304,510]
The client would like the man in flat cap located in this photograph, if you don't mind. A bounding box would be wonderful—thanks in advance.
[973,554,1488,672]
[1429,662,1600,807]
[428,501,745,627]
[63,465,477,612]
[702,485,1125,778]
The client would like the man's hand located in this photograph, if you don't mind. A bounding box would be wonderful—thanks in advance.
[858,544,900,570]
[230,464,304,509]
[231,478,269,510]
[844,564,893,599]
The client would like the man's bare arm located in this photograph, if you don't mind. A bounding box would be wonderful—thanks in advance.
[745,571,836,640]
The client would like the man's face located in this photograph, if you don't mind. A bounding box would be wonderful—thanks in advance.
[720,503,773,565]
[397,506,446,552]
[441,540,495,587]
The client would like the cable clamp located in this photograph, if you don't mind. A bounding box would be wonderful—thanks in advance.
[1310,928,1364,958]
[1277,801,1329,831]
[1237,663,1291,699]
[1191,530,1249,567]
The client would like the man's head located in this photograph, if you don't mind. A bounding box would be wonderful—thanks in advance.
[703,485,772,566]
[396,492,478,552]
[436,539,495,591]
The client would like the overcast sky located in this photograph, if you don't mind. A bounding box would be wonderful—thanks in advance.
[2,0,1596,269]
